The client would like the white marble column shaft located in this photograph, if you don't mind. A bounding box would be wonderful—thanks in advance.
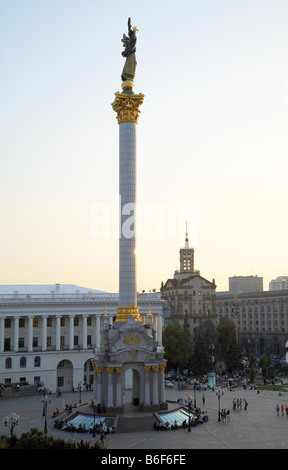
[119,121,137,308]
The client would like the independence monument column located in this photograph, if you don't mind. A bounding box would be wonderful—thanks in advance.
[112,18,144,322]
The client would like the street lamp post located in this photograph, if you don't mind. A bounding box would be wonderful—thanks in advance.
[232,297,240,343]
[92,401,97,437]
[78,381,82,404]
[42,389,51,433]
[3,412,20,437]
[216,388,224,422]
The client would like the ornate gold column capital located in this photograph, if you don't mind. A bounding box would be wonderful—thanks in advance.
[112,92,144,124]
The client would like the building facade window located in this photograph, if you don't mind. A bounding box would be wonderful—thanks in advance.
[34,356,41,367]
[20,357,26,368]
[5,357,12,369]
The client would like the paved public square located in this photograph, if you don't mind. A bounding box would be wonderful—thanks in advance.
[0,384,287,449]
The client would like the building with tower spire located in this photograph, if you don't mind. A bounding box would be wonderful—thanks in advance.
[176,222,195,280]
[161,228,217,337]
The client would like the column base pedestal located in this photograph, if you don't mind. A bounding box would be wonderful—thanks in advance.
[141,402,168,412]
[115,305,141,322]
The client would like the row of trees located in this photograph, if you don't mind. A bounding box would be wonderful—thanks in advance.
[162,318,242,376]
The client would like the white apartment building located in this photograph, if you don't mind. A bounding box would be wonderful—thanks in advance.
[269,277,288,291]
[0,284,164,392]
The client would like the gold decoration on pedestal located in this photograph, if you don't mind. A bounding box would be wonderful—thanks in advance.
[115,304,141,323]
[112,92,144,124]
[123,334,142,345]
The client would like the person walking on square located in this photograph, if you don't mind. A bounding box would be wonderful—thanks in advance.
[281,404,284,416]
[276,404,280,416]
[244,399,248,411]
[226,409,230,422]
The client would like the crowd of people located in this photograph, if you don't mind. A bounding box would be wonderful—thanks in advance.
[54,416,116,435]
[154,397,208,430]
[276,404,288,416]
[52,402,81,418]
[232,397,249,411]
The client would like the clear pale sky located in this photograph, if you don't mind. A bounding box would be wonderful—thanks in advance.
[1,0,288,293]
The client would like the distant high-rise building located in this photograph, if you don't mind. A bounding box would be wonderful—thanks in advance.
[229,275,263,293]
[269,276,288,291]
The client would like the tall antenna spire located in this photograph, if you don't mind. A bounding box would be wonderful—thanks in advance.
[185,221,189,248]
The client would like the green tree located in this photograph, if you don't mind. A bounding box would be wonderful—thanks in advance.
[217,317,242,374]
[162,323,190,369]
[249,354,256,383]
[259,355,273,381]
[190,320,218,375]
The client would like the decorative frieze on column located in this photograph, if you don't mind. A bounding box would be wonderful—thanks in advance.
[116,306,141,323]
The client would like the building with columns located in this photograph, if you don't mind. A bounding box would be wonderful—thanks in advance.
[216,289,288,358]
[0,284,163,393]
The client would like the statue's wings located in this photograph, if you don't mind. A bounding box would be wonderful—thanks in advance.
[122,33,129,45]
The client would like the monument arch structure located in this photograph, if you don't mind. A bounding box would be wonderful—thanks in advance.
[92,315,167,413]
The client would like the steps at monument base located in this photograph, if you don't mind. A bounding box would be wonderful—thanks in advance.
[117,414,155,433]
[1,384,39,399]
